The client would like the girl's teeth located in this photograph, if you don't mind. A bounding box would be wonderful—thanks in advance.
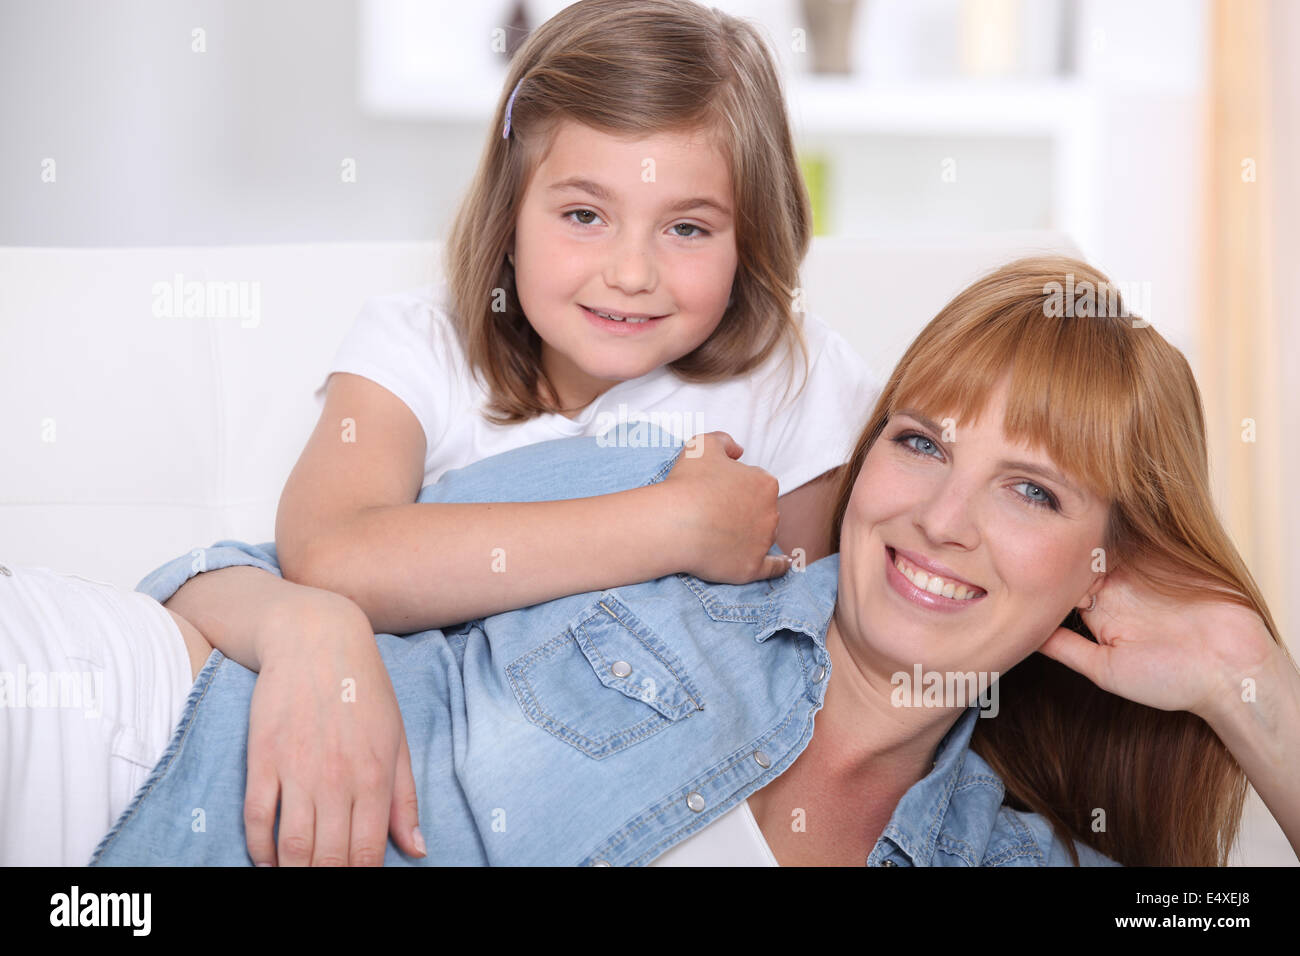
[893,552,981,600]
[594,309,649,324]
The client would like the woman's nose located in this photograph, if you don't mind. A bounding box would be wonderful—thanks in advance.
[913,475,981,552]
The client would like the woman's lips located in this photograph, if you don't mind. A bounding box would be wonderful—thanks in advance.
[884,546,987,613]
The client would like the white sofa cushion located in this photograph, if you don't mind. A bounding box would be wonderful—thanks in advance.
[0,232,1077,588]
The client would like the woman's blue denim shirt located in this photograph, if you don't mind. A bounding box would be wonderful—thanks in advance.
[89,429,1118,867]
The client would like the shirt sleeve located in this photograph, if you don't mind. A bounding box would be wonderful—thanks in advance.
[312,289,456,457]
[135,540,282,605]
[752,313,883,496]
[418,432,687,505]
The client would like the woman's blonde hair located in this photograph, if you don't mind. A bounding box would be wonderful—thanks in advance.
[444,0,811,423]
[827,255,1286,866]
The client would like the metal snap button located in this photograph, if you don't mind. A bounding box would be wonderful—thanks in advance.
[686,791,706,812]
[881,859,897,867]
[590,859,612,866]
[811,664,826,683]
[610,660,632,678]
[753,750,771,769]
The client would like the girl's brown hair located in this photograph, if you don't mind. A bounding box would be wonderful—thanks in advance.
[444,0,811,423]
[826,255,1286,866]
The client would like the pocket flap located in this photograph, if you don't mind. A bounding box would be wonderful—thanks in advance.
[570,594,703,721]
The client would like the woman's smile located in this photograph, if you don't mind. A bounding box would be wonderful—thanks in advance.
[884,545,987,613]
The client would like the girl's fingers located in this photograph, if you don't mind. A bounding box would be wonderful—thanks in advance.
[717,431,744,459]
[761,554,795,580]
[388,731,426,859]
[275,782,316,867]
[350,790,392,867]
[243,754,281,867]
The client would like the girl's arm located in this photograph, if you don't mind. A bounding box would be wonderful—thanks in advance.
[277,372,790,634]
[775,465,844,565]
[161,564,424,867]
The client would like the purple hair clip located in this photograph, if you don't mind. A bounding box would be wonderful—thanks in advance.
[502,78,524,140]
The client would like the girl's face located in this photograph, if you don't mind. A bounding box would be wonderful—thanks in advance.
[510,119,738,412]
[834,377,1110,683]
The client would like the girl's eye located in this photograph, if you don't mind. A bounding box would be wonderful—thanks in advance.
[1013,480,1059,512]
[563,209,710,239]
[565,209,603,227]
[671,222,710,239]
[893,431,943,459]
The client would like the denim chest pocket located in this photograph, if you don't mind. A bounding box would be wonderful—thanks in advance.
[506,593,704,759]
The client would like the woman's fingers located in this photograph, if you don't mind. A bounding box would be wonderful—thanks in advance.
[388,729,426,859]
[1038,625,1108,687]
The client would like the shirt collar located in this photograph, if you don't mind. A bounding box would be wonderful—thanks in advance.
[754,552,840,647]
[871,705,1006,866]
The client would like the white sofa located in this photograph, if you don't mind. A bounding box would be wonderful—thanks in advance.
[2,232,1293,866]
[0,232,1081,589]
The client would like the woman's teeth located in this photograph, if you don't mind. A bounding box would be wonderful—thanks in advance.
[893,552,983,600]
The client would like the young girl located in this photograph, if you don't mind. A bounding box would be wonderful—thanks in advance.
[3,0,881,866]
[273,0,881,636]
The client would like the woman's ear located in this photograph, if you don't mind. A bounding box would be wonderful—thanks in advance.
[1077,575,1106,613]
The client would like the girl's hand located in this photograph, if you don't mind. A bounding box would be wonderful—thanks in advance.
[1037,566,1278,720]
[663,431,792,584]
[244,593,425,866]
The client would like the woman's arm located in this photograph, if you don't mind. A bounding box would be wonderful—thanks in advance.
[1193,620,1300,857]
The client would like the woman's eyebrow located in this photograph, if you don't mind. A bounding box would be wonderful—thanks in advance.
[548,176,732,217]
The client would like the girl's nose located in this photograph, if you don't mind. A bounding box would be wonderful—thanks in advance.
[604,237,657,294]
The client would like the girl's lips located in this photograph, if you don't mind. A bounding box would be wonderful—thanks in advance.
[884,546,987,613]
[581,305,667,335]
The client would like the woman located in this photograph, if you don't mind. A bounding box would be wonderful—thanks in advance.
[10,257,1297,866]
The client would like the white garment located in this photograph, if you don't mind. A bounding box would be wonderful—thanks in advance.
[650,799,779,866]
[314,282,881,494]
[0,564,194,865]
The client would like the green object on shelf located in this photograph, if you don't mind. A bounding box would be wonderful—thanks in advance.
[799,152,830,236]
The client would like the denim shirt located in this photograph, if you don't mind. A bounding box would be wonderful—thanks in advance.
[89,431,1118,867]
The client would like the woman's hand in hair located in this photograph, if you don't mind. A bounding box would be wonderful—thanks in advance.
[1042,566,1300,859]
[1036,567,1279,720]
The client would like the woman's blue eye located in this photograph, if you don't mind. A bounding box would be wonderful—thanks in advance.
[1013,481,1059,511]
[671,222,710,239]
[894,432,942,458]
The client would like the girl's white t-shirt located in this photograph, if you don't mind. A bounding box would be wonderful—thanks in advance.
[313,282,881,495]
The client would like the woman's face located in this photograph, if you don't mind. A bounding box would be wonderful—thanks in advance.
[835,377,1109,682]
[510,119,738,409]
